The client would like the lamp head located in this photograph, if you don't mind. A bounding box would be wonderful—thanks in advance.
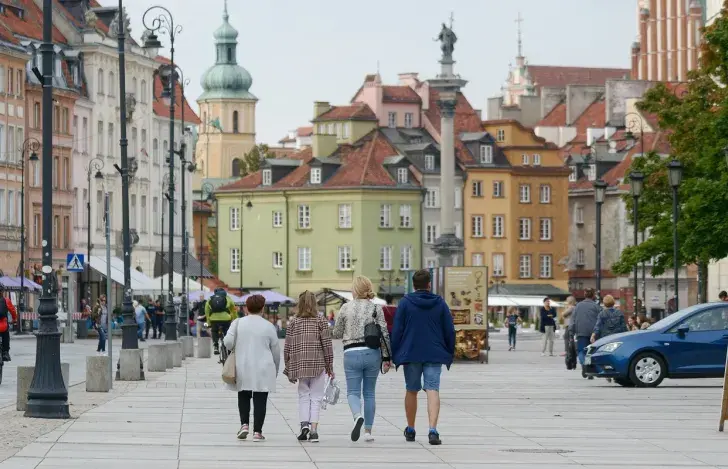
[94,170,104,180]
[667,159,683,188]
[28,151,38,162]
[630,171,644,198]
[594,179,607,204]
[142,30,162,57]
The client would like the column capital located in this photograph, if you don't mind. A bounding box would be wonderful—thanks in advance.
[438,99,457,118]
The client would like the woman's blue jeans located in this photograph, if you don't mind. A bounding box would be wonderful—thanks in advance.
[343,348,380,430]
[97,327,106,352]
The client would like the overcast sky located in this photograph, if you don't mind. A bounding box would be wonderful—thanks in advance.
[123,0,636,145]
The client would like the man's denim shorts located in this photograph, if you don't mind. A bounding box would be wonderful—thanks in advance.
[403,363,442,392]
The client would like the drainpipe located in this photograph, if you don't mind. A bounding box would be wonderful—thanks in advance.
[420,188,426,268]
[284,191,290,297]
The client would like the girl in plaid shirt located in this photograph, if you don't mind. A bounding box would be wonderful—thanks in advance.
[284,291,334,443]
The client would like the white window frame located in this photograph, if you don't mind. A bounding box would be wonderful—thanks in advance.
[273,211,283,227]
[273,252,284,269]
[297,247,312,271]
[399,204,412,228]
[310,167,321,184]
[338,246,353,271]
[492,215,504,238]
[472,181,483,197]
[388,111,397,128]
[519,218,532,240]
[262,169,272,186]
[587,164,596,181]
[480,144,493,164]
[496,129,505,142]
[575,205,584,225]
[471,253,484,266]
[492,253,505,277]
[297,204,310,229]
[230,248,240,272]
[338,204,352,229]
[533,153,542,166]
[521,153,529,165]
[343,123,350,138]
[425,223,439,244]
[472,215,484,238]
[424,154,435,170]
[230,206,240,231]
[540,218,552,240]
[540,254,552,278]
[425,188,440,208]
[380,204,392,228]
[454,187,462,209]
[569,166,577,182]
[426,258,437,268]
[519,255,532,278]
[519,184,531,203]
[380,246,393,270]
[493,181,503,198]
[397,167,408,184]
[400,245,412,270]
[540,184,551,203]
[577,248,586,266]
[404,112,413,128]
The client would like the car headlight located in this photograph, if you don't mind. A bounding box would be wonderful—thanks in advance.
[598,342,622,353]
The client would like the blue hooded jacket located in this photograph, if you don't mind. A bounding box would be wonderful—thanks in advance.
[391,290,456,368]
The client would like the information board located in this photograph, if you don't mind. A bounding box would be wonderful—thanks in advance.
[443,266,488,360]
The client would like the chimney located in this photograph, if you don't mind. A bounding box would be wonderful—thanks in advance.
[473,109,482,119]
[313,101,331,119]
[398,72,420,87]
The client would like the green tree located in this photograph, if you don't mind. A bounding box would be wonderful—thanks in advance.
[239,144,276,176]
[613,11,728,301]
[207,231,219,276]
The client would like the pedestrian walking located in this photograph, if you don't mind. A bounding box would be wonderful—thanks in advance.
[505,307,521,351]
[591,295,628,383]
[134,300,149,342]
[332,275,391,442]
[540,298,556,357]
[571,288,601,379]
[382,294,396,334]
[154,300,165,338]
[391,269,455,446]
[144,298,155,339]
[94,297,107,355]
[561,296,576,356]
[283,291,334,443]
[223,294,280,442]
[0,289,18,362]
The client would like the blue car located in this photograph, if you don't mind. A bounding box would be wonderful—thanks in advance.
[584,303,728,387]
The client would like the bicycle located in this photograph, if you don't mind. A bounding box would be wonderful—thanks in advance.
[206,321,229,365]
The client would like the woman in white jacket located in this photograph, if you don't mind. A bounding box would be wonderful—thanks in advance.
[223,294,280,441]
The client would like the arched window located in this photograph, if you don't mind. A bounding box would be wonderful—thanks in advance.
[232,111,239,133]
[108,71,115,96]
[141,79,147,102]
[227,47,232,62]
[132,77,138,98]
[232,158,242,176]
[152,138,158,164]
[97,68,104,95]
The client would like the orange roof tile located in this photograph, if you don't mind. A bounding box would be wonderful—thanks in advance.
[537,102,566,127]
[0,0,68,43]
[313,103,377,122]
[527,65,630,90]
[153,56,201,125]
[297,126,313,137]
[424,88,482,165]
[382,85,421,104]
[567,98,606,144]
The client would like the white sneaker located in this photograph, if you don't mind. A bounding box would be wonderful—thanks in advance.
[351,415,364,442]
[541,353,546,357]
[363,432,375,442]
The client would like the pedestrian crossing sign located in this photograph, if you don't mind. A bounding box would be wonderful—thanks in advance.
[66,253,85,272]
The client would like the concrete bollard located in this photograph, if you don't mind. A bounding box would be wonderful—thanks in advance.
[170,342,183,368]
[197,336,212,359]
[147,344,168,372]
[86,356,111,392]
[181,336,194,358]
[164,342,174,369]
[17,363,70,411]
[118,349,144,381]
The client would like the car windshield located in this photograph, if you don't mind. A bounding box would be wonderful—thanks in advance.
[648,304,713,330]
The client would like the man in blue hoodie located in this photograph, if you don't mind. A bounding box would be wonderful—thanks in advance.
[391,269,455,446]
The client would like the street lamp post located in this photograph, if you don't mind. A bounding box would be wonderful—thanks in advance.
[143,5,182,341]
[160,173,170,300]
[629,171,644,313]
[177,74,190,337]
[24,0,69,418]
[594,179,607,304]
[85,157,104,310]
[667,159,683,311]
[16,138,39,335]
[200,183,214,284]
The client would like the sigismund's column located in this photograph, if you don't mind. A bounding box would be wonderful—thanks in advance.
[430,20,466,267]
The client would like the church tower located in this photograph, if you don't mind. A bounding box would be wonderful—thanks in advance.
[195,0,257,185]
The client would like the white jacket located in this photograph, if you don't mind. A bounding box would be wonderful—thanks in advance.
[223,315,280,393]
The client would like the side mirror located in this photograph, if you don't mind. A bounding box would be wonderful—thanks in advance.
[677,324,690,336]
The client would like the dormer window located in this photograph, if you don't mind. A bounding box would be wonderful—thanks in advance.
[569,166,577,182]
[496,129,505,142]
[587,164,596,181]
[388,112,397,128]
[480,145,493,164]
[343,123,350,138]
[327,123,334,135]
[533,153,541,166]
[424,154,435,170]
[262,169,272,186]
[410,136,422,144]
[310,167,321,184]
[521,154,529,165]
[397,167,408,184]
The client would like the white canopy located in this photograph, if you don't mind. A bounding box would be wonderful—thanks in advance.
[89,255,158,293]
[330,290,387,306]
[488,295,563,308]
[152,272,210,294]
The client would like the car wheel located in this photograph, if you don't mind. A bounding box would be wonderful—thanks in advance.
[614,377,635,387]
[629,352,666,387]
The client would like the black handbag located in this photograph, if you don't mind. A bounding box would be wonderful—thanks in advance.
[364,305,382,349]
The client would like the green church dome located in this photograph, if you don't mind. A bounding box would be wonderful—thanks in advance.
[199,0,256,101]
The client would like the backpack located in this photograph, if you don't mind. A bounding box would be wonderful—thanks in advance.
[209,294,228,314]
[364,305,382,349]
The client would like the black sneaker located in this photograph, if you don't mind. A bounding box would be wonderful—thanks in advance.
[213,347,220,356]
[2,352,10,362]
[351,416,364,442]
[297,424,310,441]
[404,427,416,442]
[428,431,442,445]
[308,431,319,443]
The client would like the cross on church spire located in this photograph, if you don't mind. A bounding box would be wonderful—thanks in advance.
[223,0,229,21]
[516,12,524,58]
[449,11,454,29]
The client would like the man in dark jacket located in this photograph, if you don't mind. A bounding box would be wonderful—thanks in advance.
[571,288,601,377]
[391,269,455,446]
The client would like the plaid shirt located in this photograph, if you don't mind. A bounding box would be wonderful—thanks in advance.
[283,315,334,380]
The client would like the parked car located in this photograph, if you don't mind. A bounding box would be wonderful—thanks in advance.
[584,303,728,387]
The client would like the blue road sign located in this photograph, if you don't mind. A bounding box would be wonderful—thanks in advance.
[66,253,85,272]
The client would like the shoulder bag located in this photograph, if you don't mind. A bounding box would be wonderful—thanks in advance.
[221,320,240,385]
[364,304,382,349]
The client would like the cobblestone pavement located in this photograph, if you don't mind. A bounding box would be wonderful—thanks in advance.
[0,336,727,468]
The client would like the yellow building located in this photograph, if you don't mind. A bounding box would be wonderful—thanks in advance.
[193,3,257,188]
[464,119,569,292]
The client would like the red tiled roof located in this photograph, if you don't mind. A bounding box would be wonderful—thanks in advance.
[527,65,630,90]
[278,135,295,144]
[0,0,68,43]
[153,56,201,125]
[297,126,313,137]
[536,102,566,127]
[193,200,213,212]
[482,118,560,149]
[313,103,377,122]
[382,85,421,104]
[268,146,297,158]
[424,88,482,165]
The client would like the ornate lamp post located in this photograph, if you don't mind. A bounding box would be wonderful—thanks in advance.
[200,183,214,284]
[629,171,644,313]
[593,179,607,303]
[160,173,170,298]
[143,5,182,341]
[624,113,647,308]
[667,159,683,311]
[16,138,39,335]
[24,0,68,418]
[85,157,104,310]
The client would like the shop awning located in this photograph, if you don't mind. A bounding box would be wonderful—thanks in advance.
[329,290,386,306]
[489,295,563,308]
[89,255,158,293]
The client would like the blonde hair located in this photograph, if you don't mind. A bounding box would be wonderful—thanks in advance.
[603,295,616,308]
[352,275,376,300]
[566,296,576,307]
[507,306,518,315]
[296,291,318,318]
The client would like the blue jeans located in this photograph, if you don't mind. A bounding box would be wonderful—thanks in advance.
[97,327,106,352]
[403,363,442,392]
[576,336,591,365]
[508,326,517,348]
[137,322,144,339]
[343,348,380,430]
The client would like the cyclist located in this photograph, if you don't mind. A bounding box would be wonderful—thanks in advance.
[205,288,235,355]
[0,289,18,362]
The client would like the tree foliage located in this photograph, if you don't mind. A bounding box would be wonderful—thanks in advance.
[238,144,276,177]
[612,10,728,279]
